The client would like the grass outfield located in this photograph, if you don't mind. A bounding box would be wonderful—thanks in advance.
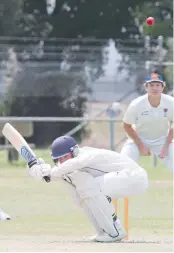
[0,149,173,252]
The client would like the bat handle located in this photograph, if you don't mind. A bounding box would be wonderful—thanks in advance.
[43,176,51,183]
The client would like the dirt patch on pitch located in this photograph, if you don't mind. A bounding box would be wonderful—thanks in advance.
[0,235,173,252]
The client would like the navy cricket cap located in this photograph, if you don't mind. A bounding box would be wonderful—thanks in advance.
[145,73,165,86]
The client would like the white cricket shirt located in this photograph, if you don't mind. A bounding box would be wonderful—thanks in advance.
[123,93,174,142]
[50,147,140,178]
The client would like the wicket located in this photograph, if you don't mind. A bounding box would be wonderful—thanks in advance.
[113,198,129,240]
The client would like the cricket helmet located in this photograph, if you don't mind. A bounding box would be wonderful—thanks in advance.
[51,136,79,160]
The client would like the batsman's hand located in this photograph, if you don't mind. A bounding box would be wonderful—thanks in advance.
[37,158,50,182]
[28,158,51,182]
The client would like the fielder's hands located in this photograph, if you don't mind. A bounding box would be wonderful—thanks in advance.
[28,158,51,182]
[138,142,151,156]
[159,145,168,159]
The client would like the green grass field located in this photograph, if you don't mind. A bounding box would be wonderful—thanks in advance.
[0,149,173,252]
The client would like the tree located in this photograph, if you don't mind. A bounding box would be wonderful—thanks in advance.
[0,0,23,36]
[2,49,90,145]
[28,0,143,39]
[134,1,173,92]
[16,0,52,37]
[2,0,150,39]
[163,38,173,92]
[15,0,173,92]
[0,0,52,37]
[135,0,173,37]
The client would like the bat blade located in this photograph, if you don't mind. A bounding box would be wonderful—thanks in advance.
[2,123,36,163]
[2,123,50,182]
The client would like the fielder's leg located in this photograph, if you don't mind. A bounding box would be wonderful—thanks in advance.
[151,142,174,172]
[121,141,140,161]
[160,142,174,172]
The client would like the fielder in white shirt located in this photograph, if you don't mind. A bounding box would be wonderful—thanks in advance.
[121,73,174,172]
[28,135,148,242]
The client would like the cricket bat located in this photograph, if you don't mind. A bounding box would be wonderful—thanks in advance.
[2,123,50,182]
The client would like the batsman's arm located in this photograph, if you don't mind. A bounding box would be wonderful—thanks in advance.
[28,154,89,180]
[27,158,80,181]
[51,159,80,178]
[51,154,89,178]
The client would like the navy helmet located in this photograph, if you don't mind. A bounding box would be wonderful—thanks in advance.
[51,136,79,160]
[145,73,165,86]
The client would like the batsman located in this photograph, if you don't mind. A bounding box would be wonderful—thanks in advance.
[28,135,148,242]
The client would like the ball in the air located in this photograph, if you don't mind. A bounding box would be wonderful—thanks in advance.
[146,17,155,26]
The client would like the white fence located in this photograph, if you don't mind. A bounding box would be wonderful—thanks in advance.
[0,117,122,122]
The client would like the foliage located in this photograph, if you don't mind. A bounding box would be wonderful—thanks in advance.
[133,1,173,91]
[0,0,173,134]
[0,0,23,36]
[163,38,173,92]
[2,49,90,145]
[135,1,173,37]
[0,0,149,39]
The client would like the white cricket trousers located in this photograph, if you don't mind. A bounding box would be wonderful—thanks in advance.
[95,165,148,199]
[121,141,174,172]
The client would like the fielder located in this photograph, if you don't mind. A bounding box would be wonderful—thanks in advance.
[0,208,11,220]
[121,73,174,172]
[28,135,148,242]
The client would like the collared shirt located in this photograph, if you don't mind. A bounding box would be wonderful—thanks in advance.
[50,147,140,178]
[123,93,174,142]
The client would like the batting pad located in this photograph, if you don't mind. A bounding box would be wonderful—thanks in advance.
[67,171,118,237]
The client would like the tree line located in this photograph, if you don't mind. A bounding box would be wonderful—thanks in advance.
[0,0,172,145]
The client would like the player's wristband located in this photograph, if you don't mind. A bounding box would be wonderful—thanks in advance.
[28,159,37,168]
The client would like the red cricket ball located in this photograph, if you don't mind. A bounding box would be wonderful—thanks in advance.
[146,17,155,26]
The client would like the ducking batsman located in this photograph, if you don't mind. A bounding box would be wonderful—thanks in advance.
[28,135,148,242]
